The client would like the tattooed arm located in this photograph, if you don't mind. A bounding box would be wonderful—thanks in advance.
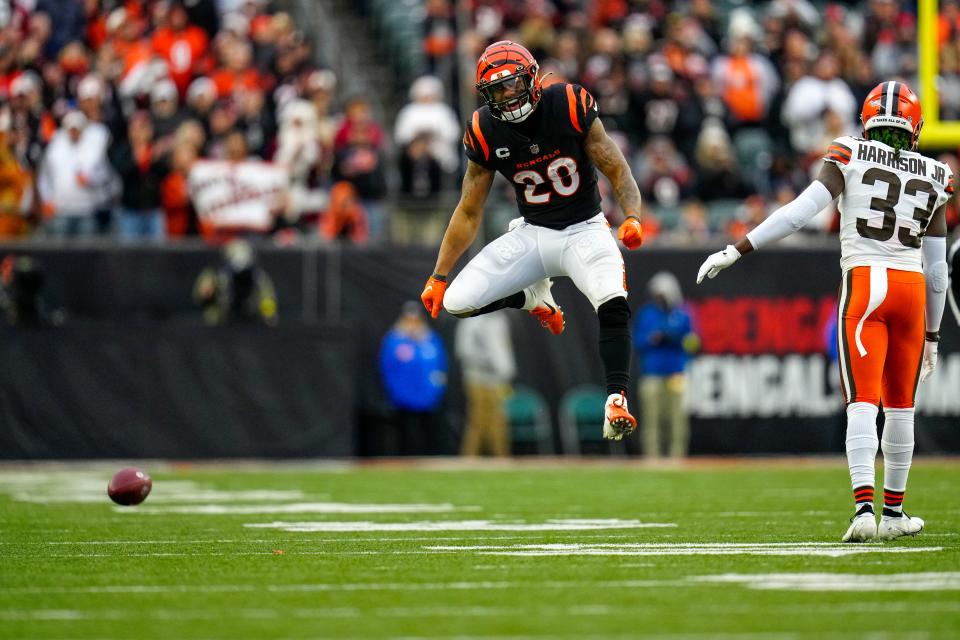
[584,118,642,219]
[432,160,495,277]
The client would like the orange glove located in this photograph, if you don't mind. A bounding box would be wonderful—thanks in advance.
[617,215,643,250]
[420,274,448,319]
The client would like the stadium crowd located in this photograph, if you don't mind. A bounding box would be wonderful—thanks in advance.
[440,0,960,240]
[0,0,957,245]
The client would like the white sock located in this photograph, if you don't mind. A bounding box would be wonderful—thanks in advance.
[521,283,538,311]
[881,407,914,514]
[845,402,879,503]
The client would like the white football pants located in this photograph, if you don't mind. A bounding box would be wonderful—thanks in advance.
[444,212,627,315]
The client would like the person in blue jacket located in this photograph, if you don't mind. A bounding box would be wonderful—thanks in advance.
[633,271,699,458]
[379,301,448,455]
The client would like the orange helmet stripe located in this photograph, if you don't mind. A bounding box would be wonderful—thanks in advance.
[565,84,582,133]
[476,42,534,83]
[471,110,489,161]
[828,143,852,160]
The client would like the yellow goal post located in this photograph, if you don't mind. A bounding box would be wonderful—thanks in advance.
[919,0,960,148]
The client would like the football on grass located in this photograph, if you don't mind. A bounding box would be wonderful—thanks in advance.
[108,467,152,506]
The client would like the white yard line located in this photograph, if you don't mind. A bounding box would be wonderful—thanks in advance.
[6,574,959,596]
[121,502,469,515]
[425,542,944,558]
[243,519,676,533]
[691,572,960,591]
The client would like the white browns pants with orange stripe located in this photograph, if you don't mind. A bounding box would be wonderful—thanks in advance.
[837,266,926,408]
[443,212,627,314]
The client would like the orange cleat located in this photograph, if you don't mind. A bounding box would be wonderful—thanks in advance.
[602,392,636,440]
[523,278,565,335]
[530,302,565,335]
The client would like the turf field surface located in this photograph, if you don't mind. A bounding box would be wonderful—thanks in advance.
[1,459,958,640]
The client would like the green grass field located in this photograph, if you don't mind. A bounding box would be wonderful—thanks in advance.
[1,459,958,640]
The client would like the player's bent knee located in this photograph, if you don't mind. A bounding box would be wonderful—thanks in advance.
[597,295,630,329]
[442,282,478,317]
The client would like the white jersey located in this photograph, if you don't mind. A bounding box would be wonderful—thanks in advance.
[824,135,954,273]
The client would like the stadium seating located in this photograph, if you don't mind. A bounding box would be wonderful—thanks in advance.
[503,385,553,454]
[558,384,628,456]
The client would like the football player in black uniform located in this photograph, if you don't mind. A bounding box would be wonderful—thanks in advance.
[420,41,644,440]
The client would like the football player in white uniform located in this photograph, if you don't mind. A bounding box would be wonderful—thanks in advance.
[697,81,952,542]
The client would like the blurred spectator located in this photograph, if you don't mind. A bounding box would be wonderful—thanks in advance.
[395,131,445,246]
[275,99,324,224]
[423,0,457,87]
[0,255,58,326]
[37,111,109,237]
[711,35,779,130]
[193,238,278,325]
[161,141,199,237]
[673,200,711,244]
[544,29,582,81]
[211,37,261,98]
[634,137,693,210]
[9,71,54,171]
[379,301,448,456]
[0,110,31,239]
[582,28,630,131]
[781,51,857,154]
[109,111,168,242]
[206,99,240,157]
[36,0,86,57]
[76,75,115,234]
[633,272,699,459]
[693,123,754,202]
[186,76,218,144]
[150,78,189,141]
[303,69,339,146]
[235,87,274,158]
[333,96,387,242]
[394,75,460,175]
[726,194,769,240]
[456,311,516,458]
[152,0,210,96]
[184,0,221,39]
[321,181,368,245]
[630,60,703,159]
[871,11,918,80]
[399,132,442,199]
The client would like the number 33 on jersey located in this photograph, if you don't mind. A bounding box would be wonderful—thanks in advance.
[825,135,954,272]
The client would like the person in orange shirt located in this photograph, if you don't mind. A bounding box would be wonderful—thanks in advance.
[321,181,368,245]
[0,113,30,238]
[210,39,261,99]
[710,36,779,128]
[161,140,198,238]
[152,1,210,97]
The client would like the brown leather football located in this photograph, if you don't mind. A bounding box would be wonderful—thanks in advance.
[107,467,153,506]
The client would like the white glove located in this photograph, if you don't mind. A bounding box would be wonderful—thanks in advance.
[919,340,938,383]
[696,245,742,284]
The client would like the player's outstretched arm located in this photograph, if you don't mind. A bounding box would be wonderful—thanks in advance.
[920,204,948,381]
[696,162,845,284]
[421,160,494,318]
[584,119,644,249]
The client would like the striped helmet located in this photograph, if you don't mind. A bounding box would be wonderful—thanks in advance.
[475,41,542,123]
[860,81,923,150]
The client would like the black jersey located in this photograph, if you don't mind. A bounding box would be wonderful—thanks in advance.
[462,83,602,230]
